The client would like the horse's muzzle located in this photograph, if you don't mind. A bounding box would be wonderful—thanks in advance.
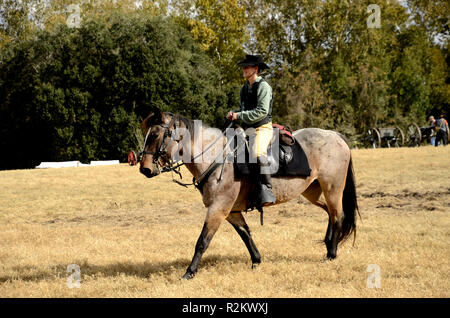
[140,167,160,178]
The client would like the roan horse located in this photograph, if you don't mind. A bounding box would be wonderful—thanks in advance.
[139,108,359,279]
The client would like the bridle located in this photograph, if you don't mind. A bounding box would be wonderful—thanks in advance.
[139,115,236,187]
[139,115,181,171]
[140,125,175,164]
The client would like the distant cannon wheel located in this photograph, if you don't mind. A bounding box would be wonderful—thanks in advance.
[128,150,138,166]
[407,123,422,147]
[372,128,381,148]
[364,128,381,149]
[393,126,405,147]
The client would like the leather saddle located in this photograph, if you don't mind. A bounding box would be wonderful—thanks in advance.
[232,124,311,177]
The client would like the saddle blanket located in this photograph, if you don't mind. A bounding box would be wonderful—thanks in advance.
[233,127,311,177]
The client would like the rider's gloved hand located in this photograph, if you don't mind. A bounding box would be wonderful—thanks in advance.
[226,111,239,121]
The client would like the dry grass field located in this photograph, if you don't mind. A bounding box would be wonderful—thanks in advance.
[0,146,449,298]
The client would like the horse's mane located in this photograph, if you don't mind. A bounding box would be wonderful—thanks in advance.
[169,113,224,143]
[168,112,197,136]
[142,110,216,138]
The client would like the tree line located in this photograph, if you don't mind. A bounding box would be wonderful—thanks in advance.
[0,0,448,169]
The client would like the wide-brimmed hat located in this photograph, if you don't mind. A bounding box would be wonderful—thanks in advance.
[237,54,269,71]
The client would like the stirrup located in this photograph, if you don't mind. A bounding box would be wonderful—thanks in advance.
[259,184,276,205]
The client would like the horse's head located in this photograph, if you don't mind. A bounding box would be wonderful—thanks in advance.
[139,108,181,178]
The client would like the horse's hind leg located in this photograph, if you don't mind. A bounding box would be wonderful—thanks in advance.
[321,183,345,259]
[226,212,261,268]
[301,180,336,258]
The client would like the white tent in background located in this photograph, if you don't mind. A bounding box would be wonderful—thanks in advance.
[35,161,81,169]
[35,160,120,169]
[89,160,120,166]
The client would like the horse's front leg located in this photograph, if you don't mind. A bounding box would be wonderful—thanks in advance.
[226,212,261,268]
[182,203,231,279]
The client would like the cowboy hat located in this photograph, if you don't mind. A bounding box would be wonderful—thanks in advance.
[237,54,269,71]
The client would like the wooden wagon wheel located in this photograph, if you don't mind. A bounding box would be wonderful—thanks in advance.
[128,150,138,166]
[393,126,405,147]
[372,128,381,148]
[406,123,422,147]
[364,128,381,149]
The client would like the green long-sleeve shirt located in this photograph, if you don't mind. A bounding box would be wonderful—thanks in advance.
[237,76,272,125]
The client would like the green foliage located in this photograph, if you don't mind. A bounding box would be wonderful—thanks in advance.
[0,1,448,170]
[0,13,227,169]
[172,0,248,84]
[243,0,448,137]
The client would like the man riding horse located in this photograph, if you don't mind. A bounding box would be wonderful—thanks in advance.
[227,54,276,209]
[139,54,358,280]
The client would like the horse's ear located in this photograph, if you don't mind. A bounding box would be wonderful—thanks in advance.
[142,108,163,130]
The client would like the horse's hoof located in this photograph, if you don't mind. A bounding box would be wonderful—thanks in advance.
[251,263,261,270]
[181,272,195,280]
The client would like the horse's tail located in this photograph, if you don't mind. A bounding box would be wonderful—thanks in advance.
[339,156,360,245]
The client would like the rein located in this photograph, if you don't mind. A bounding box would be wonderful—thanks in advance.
[140,119,235,190]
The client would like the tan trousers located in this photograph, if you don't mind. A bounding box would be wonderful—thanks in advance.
[251,122,273,158]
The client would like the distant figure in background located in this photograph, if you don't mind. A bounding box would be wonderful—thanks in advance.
[438,115,449,146]
[428,116,437,145]
[429,115,448,146]
[428,116,435,125]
